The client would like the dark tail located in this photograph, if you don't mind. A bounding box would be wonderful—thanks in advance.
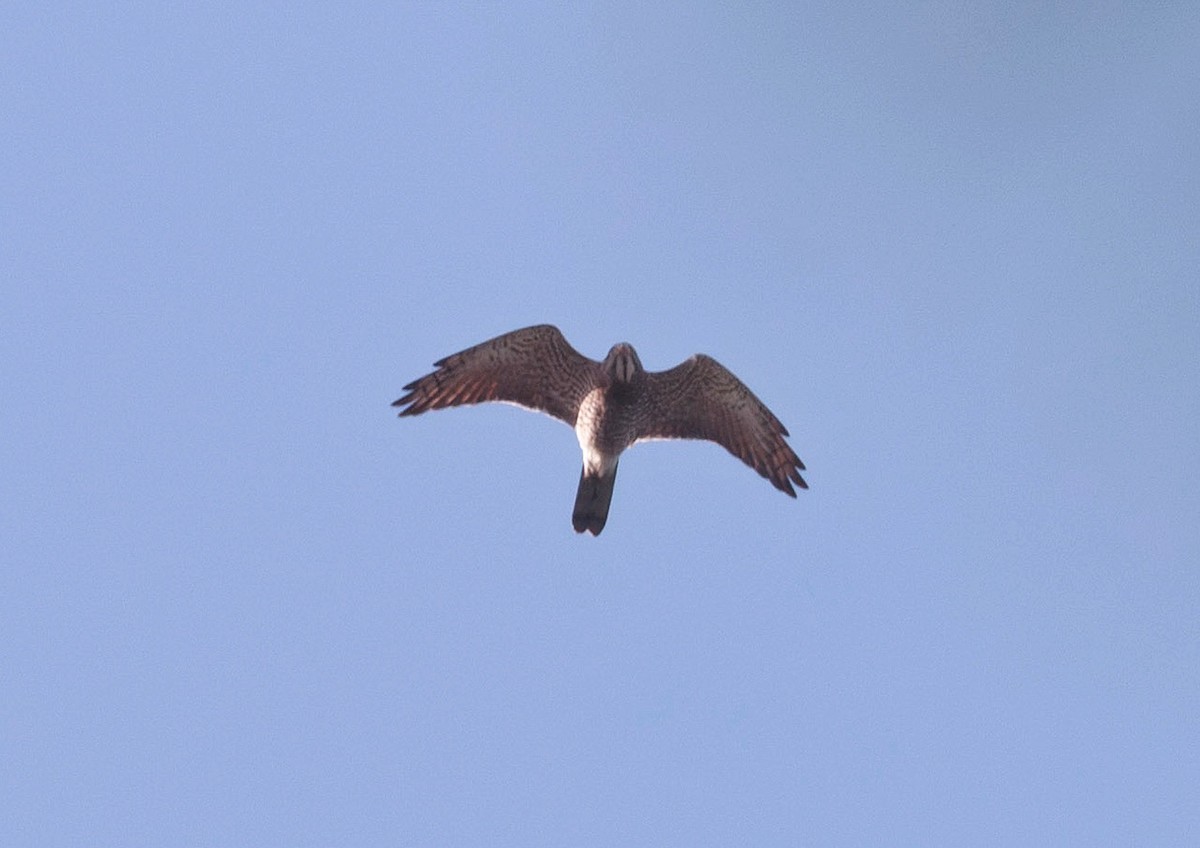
[572,464,618,536]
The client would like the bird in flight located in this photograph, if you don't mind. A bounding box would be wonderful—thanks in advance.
[393,324,807,535]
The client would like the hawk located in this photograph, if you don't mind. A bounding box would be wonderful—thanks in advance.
[393,324,807,535]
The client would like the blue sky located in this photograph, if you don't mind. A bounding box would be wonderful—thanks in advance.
[3,2,1198,845]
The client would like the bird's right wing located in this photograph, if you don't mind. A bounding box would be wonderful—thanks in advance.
[393,325,599,426]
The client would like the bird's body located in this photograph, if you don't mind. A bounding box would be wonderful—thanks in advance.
[393,325,806,535]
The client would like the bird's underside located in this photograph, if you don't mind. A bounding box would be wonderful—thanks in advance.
[393,324,807,535]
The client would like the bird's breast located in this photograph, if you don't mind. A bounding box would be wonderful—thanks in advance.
[574,388,632,473]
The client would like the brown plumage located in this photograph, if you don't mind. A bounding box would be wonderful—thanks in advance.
[393,324,807,535]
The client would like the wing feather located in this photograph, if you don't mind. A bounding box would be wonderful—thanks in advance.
[393,324,600,425]
[636,355,807,496]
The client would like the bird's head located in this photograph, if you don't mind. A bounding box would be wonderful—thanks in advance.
[603,342,643,384]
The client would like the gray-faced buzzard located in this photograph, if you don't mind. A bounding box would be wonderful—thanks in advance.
[393,324,807,535]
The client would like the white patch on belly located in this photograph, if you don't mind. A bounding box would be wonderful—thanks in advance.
[574,388,619,475]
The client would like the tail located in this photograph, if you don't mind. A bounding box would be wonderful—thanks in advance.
[572,464,618,536]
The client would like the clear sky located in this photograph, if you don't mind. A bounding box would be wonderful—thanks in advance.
[3,2,1198,845]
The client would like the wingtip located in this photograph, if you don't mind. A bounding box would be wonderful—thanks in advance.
[777,470,808,497]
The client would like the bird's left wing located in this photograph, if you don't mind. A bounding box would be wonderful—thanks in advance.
[636,354,808,496]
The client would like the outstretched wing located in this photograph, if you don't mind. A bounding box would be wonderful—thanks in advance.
[636,354,807,496]
[393,324,600,425]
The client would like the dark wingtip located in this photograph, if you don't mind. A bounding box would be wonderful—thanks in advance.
[392,391,420,415]
[776,468,808,497]
[396,400,428,417]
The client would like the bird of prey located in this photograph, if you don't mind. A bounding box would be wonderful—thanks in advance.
[393,324,807,535]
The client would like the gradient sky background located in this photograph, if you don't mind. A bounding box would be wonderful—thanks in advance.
[4,3,1198,845]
